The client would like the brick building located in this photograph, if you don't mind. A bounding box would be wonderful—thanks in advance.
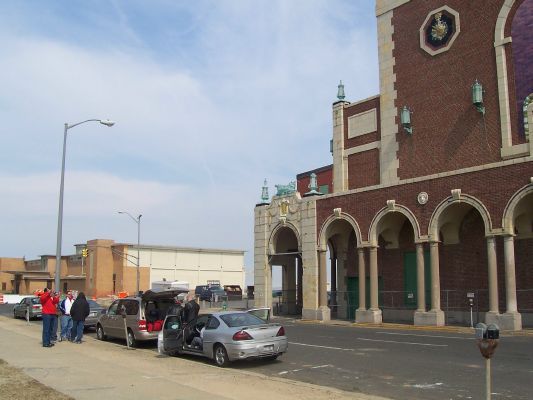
[254,0,533,330]
[0,239,245,298]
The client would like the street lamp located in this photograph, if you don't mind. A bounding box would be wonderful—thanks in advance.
[118,211,142,295]
[54,119,115,292]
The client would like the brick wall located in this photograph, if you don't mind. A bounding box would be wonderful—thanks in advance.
[393,0,520,179]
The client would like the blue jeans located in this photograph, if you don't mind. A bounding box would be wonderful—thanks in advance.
[51,315,58,341]
[60,315,72,339]
[71,320,85,342]
[42,314,54,346]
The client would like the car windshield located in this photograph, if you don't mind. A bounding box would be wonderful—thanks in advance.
[220,313,265,328]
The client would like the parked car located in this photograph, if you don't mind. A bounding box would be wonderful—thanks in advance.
[85,299,106,329]
[223,285,243,300]
[13,296,42,320]
[196,285,227,301]
[159,308,288,367]
[96,288,187,347]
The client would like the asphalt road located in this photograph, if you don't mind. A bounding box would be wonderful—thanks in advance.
[2,304,531,400]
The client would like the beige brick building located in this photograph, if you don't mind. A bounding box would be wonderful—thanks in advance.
[0,239,245,297]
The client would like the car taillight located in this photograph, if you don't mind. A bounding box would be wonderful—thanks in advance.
[276,326,285,337]
[232,330,253,341]
[138,319,147,331]
[32,305,40,309]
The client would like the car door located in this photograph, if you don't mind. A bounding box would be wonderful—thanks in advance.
[162,315,183,353]
[101,301,120,337]
[201,314,219,356]
[14,299,24,317]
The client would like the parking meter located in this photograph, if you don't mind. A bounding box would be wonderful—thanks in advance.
[120,304,131,349]
[476,323,499,359]
[475,323,500,400]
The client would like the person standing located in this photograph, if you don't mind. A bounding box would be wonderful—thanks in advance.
[38,288,59,348]
[183,295,200,324]
[59,291,74,341]
[70,292,90,344]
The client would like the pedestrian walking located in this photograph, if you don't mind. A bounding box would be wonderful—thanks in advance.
[38,288,59,348]
[70,292,90,343]
[59,290,74,341]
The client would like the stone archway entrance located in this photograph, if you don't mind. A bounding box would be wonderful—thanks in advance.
[269,226,302,316]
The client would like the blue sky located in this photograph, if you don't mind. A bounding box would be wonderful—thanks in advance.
[0,1,379,285]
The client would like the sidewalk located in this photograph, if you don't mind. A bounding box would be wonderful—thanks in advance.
[0,316,391,400]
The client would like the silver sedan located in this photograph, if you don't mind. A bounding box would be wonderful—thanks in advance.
[161,308,288,367]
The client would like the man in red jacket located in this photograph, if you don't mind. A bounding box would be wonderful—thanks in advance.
[39,288,60,347]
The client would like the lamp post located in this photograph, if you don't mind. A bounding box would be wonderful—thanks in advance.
[118,211,142,295]
[54,119,115,292]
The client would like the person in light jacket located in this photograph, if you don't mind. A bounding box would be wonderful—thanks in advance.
[70,292,90,344]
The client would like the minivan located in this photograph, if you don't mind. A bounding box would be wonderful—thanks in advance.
[96,289,187,347]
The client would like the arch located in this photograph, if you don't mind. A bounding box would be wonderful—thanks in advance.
[368,203,421,247]
[318,212,362,251]
[429,194,493,241]
[494,0,517,150]
[502,181,533,234]
[268,222,301,255]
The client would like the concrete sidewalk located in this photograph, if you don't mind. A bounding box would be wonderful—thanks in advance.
[0,316,391,400]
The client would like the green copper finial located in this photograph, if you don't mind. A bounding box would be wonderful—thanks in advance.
[304,172,323,197]
[261,179,270,203]
[337,80,345,101]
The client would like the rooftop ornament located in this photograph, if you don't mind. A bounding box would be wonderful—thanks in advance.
[275,181,296,196]
[304,173,323,197]
[256,179,270,206]
[337,80,346,101]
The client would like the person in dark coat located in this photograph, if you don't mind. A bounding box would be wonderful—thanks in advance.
[183,295,200,324]
[70,292,90,343]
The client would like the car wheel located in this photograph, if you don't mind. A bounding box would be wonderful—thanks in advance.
[96,324,107,341]
[214,344,230,367]
[127,329,137,348]
[265,354,279,361]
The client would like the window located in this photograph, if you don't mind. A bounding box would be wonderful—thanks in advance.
[108,301,119,316]
[319,184,329,194]
[205,316,220,330]
[164,316,180,330]
[1,283,6,291]
[220,313,265,328]
[121,300,139,316]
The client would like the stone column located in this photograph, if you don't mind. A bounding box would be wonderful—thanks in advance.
[297,256,303,310]
[422,241,444,326]
[336,252,348,318]
[486,236,499,314]
[286,258,297,314]
[357,248,366,311]
[330,254,337,311]
[501,235,522,330]
[416,243,425,312]
[318,250,328,308]
[369,246,379,311]
[355,246,381,323]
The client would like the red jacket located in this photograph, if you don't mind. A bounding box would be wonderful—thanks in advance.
[39,291,59,315]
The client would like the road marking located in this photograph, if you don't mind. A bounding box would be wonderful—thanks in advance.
[289,342,355,351]
[405,382,444,389]
[357,338,448,347]
[377,331,475,340]
[278,364,332,375]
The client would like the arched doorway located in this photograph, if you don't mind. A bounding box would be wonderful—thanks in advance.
[269,224,302,316]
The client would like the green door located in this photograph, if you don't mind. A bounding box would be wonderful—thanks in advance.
[403,251,431,309]
[347,276,383,320]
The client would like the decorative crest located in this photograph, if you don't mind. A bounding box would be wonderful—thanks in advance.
[431,12,448,41]
[275,181,296,196]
